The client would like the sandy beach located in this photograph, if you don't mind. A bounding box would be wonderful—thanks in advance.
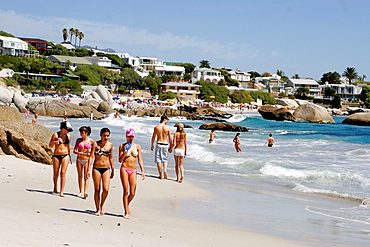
[0,155,307,247]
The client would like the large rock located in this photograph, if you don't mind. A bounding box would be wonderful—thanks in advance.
[88,91,103,102]
[342,112,370,126]
[199,122,249,132]
[293,104,334,124]
[95,85,113,107]
[27,98,104,119]
[98,101,114,113]
[0,86,13,105]
[275,99,299,108]
[12,89,28,113]
[79,99,100,109]
[0,105,53,164]
[258,105,296,121]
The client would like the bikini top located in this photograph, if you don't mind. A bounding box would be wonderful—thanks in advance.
[78,141,91,149]
[124,143,138,157]
[95,149,110,156]
[57,132,70,145]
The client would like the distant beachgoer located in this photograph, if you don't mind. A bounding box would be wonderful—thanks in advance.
[90,111,94,121]
[233,133,242,152]
[204,130,216,144]
[89,128,114,216]
[151,115,173,179]
[173,123,187,183]
[32,114,38,124]
[119,128,145,219]
[49,121,73,197]
[62,115,68,122]
[25,109,29,120]
[265,134,275,147]
[73,126,94,199]
[114,112,121,119]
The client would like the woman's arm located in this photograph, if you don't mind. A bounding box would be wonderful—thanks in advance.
[49,133,58,148]
[136,144,145,180]
[73,138,80,155]
[109,143,114,178]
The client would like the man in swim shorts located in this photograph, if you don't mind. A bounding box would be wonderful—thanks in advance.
[265,134,275,147]
[204,129,216,143]
[151,115,173,179]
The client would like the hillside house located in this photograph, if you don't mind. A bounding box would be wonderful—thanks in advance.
[191,68,224,84]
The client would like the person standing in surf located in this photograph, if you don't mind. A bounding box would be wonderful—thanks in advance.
[265,134,275,147]
[233,133,242,152]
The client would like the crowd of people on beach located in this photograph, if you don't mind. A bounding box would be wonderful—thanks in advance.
[48,114,187,219]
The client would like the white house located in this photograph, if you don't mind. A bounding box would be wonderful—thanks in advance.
[154,65,185,77]
[161,82,201,101]
[48,55,92,71]
[191,68,224,84]
[85,56,112,67]
[59,43,76,51]
[0,35,29,57]
[138,56,164,71]
[228,69,250,88]
[254,75,284,94]
[323,82,362,101]
[285,78,321,97]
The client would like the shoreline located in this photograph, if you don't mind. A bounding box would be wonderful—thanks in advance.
[0,155,306,247]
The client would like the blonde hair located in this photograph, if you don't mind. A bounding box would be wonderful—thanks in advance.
[176,123,185,133]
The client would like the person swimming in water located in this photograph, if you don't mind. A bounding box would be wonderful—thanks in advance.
[118,128,145,219]
[265,134,275,147]
[233,133,242,152]
[204,129,216,144]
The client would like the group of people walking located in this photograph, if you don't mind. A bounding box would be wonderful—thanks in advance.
[48,115,187,219]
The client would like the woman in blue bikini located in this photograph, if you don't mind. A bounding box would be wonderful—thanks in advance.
[89,128,114,216]
[118,128,145,219]
[49,121,73,197]
[73,126,94,199]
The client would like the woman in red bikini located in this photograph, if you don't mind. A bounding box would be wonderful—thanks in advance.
[73,126,94,199]
[118,128,145,219]
[49,121,73,197]
[89,128,114,216]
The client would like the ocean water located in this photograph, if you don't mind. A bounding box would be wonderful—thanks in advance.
[38,112,370,246]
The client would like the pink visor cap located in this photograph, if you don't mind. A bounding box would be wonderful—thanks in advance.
[126,128,135,137]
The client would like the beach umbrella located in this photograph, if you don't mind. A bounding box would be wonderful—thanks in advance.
[210,95,215,99]
[180,101,187,104]
[113,96,120,100]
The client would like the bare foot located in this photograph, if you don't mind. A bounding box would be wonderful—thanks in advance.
[60,193,65,197]
[158,174,162,179]
[179,177,183,183]
[94,211,101,216]
[164,172,168,179]
[83,193,88,199]
[123,214,130,219]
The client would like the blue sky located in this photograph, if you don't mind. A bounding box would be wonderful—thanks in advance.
[0,0,368,80]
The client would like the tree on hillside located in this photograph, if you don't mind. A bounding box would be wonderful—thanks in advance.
[296,87,310,98]
[159,91,178,100]
[74,29,80,48]
[248,71,260,79]
[261,72,272,77]
[120,67,145,90]
[276,69,284,76]
[97,52,123,67]
[69,28,75,43]
[359,86,370,108]
[342,67,358,84]
[183,63,196,74]
[62,28,68,43]
[0,31,15,37]
[230,90,254,103]
[219,69,240,87]
[292,74,300,79]
[321,71,341,84]
[196,80,229,103]
[199,60,210,68]
[78,32,84,48]
[249,91,276,105]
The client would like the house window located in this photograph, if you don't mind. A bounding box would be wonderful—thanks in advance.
[169,86,175,89]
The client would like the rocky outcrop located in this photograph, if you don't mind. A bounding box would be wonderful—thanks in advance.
[199,122,248,132]
[258,105,296,122]
[79,99,100,109]
[275,99,299,108]
[12,89,28,112]
[0,105,53,164]
[294,104,335,124]
[95,85,113,107]
[27,98,105,119]
[0,86,13,105]
[342,112,370,126]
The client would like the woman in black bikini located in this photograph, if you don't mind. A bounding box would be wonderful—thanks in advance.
[49,121,73,197]
[89,128,114,216]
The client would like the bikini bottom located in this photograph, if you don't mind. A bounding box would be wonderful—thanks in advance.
[121,167,136,176]
[93,167,110,175]
[77,159,88,165]
[53,154,69,162]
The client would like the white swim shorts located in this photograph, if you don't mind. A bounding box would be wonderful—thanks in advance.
[174,149,185,157]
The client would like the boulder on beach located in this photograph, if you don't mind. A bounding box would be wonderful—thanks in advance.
[12,89,28,113]
[27,98,105,119]
[293,104,334,124]
[258,105,296,122]
[342,112,370,126]
[79,99,100,109]
[95,85,113,107]
[275,99,299,108]
[0,105,53,164]
[199,122,248,132]
[0,86,14,105]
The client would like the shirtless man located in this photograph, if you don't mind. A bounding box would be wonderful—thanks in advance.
[204,130,216,144]
[265,134,275,147]
[151,115,173,179]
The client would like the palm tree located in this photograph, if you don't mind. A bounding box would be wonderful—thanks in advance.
[74,29,80,48]
[78,32,84,48]
[62,28,68,43]
[199,60,210,68]
[342,67,358,84]
[69,28,75,43]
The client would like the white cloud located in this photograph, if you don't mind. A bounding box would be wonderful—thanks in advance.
[0,9,259,61]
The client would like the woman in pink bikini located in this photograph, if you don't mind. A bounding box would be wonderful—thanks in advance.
[118,128,145,219]
[73,126,94,199]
